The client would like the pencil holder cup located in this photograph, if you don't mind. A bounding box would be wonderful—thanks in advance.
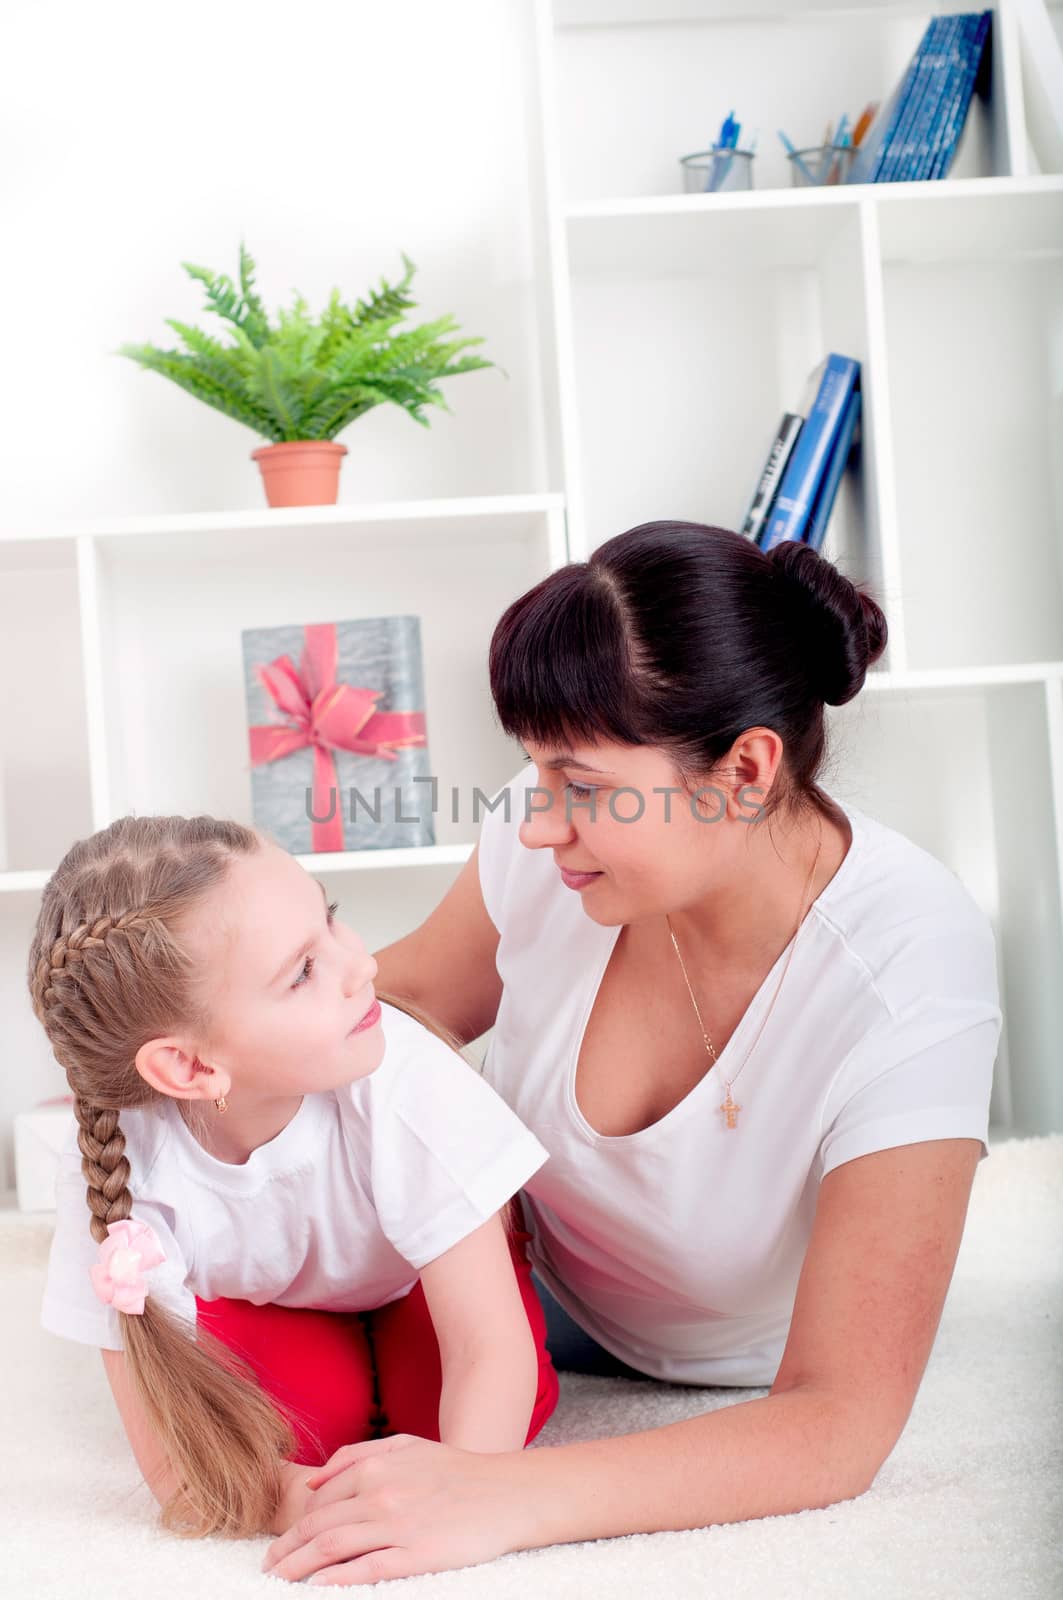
[787,145,856,187]
[679,148,755,194]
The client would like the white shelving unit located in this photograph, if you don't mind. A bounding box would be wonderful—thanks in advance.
[2,0,1061,1201]
[526,0,1063,1141]
[0,494,566,1188]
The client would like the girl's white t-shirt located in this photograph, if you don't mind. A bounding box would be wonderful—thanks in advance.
[40,1000,549,1352]
[477,761,1003,1388]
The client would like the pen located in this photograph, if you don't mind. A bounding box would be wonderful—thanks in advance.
[851,102,878,148]
[713,112,741,191]
[817,120,835,183]
[777,129,818,186]
[827,113,850,183]
[708,109,738,192]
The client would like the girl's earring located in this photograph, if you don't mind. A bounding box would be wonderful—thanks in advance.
[214,1095,228,1114]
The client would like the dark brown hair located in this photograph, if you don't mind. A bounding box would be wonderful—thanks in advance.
[488,521,887,824]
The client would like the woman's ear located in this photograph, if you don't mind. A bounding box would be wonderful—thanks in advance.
[134,1038,230,1103]
[727,727,784,815]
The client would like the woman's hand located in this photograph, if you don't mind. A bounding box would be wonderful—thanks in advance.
[260,1434,534,1586]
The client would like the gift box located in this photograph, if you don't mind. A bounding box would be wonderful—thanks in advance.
[14,1096,76,1212]
[242,616,436,855]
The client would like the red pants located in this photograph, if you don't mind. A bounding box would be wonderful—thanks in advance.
[194,1225,558,1465]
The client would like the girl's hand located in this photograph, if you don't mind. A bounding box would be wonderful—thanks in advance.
[270,1459,316,1537]
[260,1433,533,1586]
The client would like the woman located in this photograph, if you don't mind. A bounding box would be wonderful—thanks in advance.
[262,521,1001,1586]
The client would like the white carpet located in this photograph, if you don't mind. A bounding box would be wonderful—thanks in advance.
[2,1134,1060,1600]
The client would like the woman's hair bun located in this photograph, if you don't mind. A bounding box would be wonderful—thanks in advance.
[766,539,888,706]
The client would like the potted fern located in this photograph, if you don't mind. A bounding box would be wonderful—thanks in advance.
[118,244,497,507]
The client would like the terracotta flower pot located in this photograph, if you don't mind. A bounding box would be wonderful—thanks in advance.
[251,440,348,507]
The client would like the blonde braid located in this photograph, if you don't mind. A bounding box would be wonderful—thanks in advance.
[25,816,304,1537]
[73,1099,133,1244]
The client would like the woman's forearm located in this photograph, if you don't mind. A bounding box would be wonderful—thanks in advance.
[509,1385,878,1547]
[439,1345,540,1453]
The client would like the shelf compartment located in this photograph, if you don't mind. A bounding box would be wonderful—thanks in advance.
[85,513,558,845]
[550,2,1001,205]
[563,202,899,652]
[880,239,1063,672]
[828,676,1063,1136]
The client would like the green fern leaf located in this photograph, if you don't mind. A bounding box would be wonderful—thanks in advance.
[258,347,312,440]
[237,242,272,347]
[352,252,417,326]
[302,386,383,440]
[181,262,244,327]
[162,319,283,421]
[116,345,281,438]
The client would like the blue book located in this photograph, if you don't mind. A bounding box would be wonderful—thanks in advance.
[930,12,992,179]
[847,49,922,185]
[922,16,979,179]
[802,387,861,554]
[760,355,861,550]
[740,411,803,543]
[894,17,965,181]
[878,16,956,183]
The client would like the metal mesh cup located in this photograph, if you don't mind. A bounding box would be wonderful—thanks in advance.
[787,145,856,186]
[679,148,755,194]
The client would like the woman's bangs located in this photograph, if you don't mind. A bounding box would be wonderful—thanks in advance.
[489,585,635,753]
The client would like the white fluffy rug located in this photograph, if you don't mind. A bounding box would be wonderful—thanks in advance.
[2,1135,1061,1600]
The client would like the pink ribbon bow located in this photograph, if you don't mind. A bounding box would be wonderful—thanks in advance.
[248,622,427,854]
[89,1219,166,1316]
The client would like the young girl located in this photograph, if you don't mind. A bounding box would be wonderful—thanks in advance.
[27,813,559,1543]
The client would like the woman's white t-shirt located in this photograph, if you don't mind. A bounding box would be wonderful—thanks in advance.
[40,1000,549,1352]
[477,761,1003,1387]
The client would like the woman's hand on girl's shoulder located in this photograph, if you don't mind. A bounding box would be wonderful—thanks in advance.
[260,1433,533,1585]
[372,843,502,1045]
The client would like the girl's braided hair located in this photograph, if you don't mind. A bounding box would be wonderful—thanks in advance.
[27,812,485,1538]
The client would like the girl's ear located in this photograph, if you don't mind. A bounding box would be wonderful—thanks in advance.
[134,1038,229,1103]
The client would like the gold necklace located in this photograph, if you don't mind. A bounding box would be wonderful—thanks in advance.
[666,835,823,1130]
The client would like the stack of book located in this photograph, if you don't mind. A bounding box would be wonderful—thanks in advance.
[739,354,861,553]
[847,11,993,184]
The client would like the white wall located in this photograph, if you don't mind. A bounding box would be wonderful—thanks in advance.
[0,0,553,1185]
[0,0,551,529]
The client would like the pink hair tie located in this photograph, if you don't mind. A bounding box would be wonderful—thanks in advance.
[89,1218,166,1316]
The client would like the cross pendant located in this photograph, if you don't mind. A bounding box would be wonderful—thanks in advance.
[720,1083,741,1129]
